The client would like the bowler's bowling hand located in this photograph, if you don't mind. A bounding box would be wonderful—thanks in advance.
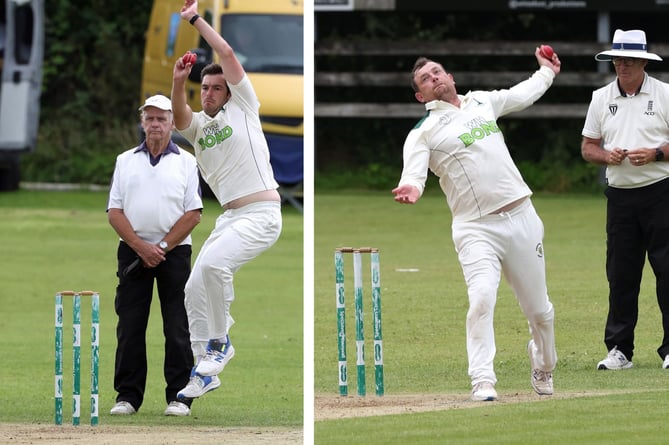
[392,184,420,204]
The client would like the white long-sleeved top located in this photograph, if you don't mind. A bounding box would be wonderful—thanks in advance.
[397,65,555,222]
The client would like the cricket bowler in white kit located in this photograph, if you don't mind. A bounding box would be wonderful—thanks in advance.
[171,0,282,400]
[393,48,560,401]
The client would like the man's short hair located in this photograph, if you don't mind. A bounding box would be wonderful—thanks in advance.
[411,56,434,92]
[201,63,224,80]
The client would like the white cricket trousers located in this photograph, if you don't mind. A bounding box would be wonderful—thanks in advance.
[452,198,557,386]
[184,201,282,358]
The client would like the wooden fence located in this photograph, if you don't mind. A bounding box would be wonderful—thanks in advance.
[315,40,669,119]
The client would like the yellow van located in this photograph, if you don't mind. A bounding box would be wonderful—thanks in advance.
[142,0,304,209]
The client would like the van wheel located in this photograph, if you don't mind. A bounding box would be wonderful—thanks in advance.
[0,155,21,191]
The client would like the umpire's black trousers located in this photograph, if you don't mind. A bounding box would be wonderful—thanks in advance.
[113,241,193,410]
[604,177,669,361]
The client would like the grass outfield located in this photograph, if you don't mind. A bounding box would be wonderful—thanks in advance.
[0,190,303,428]
[314,191,669,444]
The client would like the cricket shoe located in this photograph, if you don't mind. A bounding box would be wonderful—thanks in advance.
[664,355,669,369]
[195,336,235,376]
[597,346,633,370]
[177,368,221,400]
[527,340,553,395]
[110,401,136,415]
[164,401,191,416]
[471,381,497,402]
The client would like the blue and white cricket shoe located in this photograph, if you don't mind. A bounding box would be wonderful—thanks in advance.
[195,336,236,376]
[177,367,221,399]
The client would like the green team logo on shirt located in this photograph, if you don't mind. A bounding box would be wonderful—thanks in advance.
[198,125,233,151]
[458,120,501,147]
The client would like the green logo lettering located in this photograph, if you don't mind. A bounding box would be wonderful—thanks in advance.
[197,125,234,151]
[471,128,485,140]
[457,120,500,147]
[458,133,475,147]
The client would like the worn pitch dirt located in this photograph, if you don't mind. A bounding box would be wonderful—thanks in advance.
[314,390,624,421]
[0,424,303,444]
[0,391,632,443]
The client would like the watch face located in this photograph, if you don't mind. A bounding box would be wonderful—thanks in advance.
[160,241,168,249]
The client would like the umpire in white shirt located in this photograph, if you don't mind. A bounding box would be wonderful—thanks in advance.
[582,29,669,371]
[107,94,203,416]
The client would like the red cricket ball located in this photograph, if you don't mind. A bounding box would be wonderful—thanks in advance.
[183,51,196,65]
[539,44,554,60]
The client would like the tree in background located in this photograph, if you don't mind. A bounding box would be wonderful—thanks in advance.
[23,0,152,184]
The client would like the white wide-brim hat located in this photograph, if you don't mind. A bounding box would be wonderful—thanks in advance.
[596,29,662,61]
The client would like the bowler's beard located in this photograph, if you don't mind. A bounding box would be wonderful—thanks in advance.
[433,84,452,101]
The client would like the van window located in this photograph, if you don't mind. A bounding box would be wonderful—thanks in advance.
[0,0,5,60]
[14,2,34,64]
[167,12,180,57]
[221,14,302,74]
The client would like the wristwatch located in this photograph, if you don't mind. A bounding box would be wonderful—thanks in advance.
[159,241,168,251]
[656,147,664,162]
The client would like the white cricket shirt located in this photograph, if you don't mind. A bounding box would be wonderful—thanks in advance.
[107,141,203,244]
[398,66,555,222]
[178,75,279,206]
[582,73,669,188]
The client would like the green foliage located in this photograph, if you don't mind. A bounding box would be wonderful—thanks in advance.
[315,118,603,192]
[315,115,603,193]
[315,115,601,195]
[23,117,137,184]
[42,0,152,117]
[315,163,399,191]
[517,160,604,193]
[23,1,153,183]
